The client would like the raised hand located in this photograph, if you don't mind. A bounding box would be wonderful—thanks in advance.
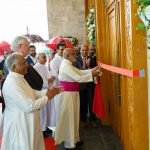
[46,86,63,100]
[83,57,90,69]
[92,66,101,77]
[48,76,56,83]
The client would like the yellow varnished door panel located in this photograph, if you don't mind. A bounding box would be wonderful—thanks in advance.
[94,0,148,149]
[106,1,121,136]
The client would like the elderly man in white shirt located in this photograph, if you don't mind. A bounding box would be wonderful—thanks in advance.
[1,53,62,150]
[34,52,56,137]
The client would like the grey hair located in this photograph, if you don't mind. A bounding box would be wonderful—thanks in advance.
[11,36,29,52]
[80,44,88,51]
[5,52,23,71]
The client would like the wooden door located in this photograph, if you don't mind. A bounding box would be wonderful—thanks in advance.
[94,0,149,149]
[106,0,121,136]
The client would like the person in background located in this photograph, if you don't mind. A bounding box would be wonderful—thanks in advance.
[50,41,67,86]
[88,44,98,127]
[55,48,101,150]
[1,36,43,113]
[0,49,11,112]
[26,45,37,66]
[75,47,81,57]
[1,53,62,150]
[1,50,10,60]
[49,41,67,134]
[0,49,10,102]
[10,36,43,90]
[47,49,56,70]
[0,50,10,76]
[34,52,56,137]
[89,44,97,68]
[74,45,97,128]
[50,49,56,60]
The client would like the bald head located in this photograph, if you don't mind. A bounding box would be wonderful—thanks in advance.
[63,48,73,58]
[63,48,77,63]
[37,52,47,64]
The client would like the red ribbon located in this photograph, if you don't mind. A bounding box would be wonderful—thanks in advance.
[98,61,145,78]
[92,80,105,120]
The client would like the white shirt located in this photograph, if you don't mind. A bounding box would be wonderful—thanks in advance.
[34,62,52,89]
[50,53,63,85]
[1,72,48,150]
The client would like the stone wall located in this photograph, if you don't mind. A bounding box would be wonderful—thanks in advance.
[46,0,86,46]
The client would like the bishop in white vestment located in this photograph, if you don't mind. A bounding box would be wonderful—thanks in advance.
[54,48,100,149]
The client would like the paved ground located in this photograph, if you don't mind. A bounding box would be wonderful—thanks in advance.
[0,105,123,150]
[56,121,123,150]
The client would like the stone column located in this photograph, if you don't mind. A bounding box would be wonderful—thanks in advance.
[46,0,86,45]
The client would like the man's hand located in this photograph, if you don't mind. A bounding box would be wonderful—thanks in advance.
[83,58,90,69]
[46,86,63,100]
[0,74,5,81]
[92,66,101,77]
[48,76,55,83]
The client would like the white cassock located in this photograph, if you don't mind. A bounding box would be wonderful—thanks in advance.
[34,62,56,129]
[55,59,93,148]
[50,53,63,86]
[1,72,48,150]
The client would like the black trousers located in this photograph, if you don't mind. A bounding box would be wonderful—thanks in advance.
[79,82,96,122]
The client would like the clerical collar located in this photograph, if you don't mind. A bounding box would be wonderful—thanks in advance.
[36,62,45,66]
[63,59,72,64]
[9,71,24,78]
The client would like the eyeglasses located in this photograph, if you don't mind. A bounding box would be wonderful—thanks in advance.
[42,56,47,59]
[15,61,27,66]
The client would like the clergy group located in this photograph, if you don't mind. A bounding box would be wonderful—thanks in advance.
[0,35,101,150]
